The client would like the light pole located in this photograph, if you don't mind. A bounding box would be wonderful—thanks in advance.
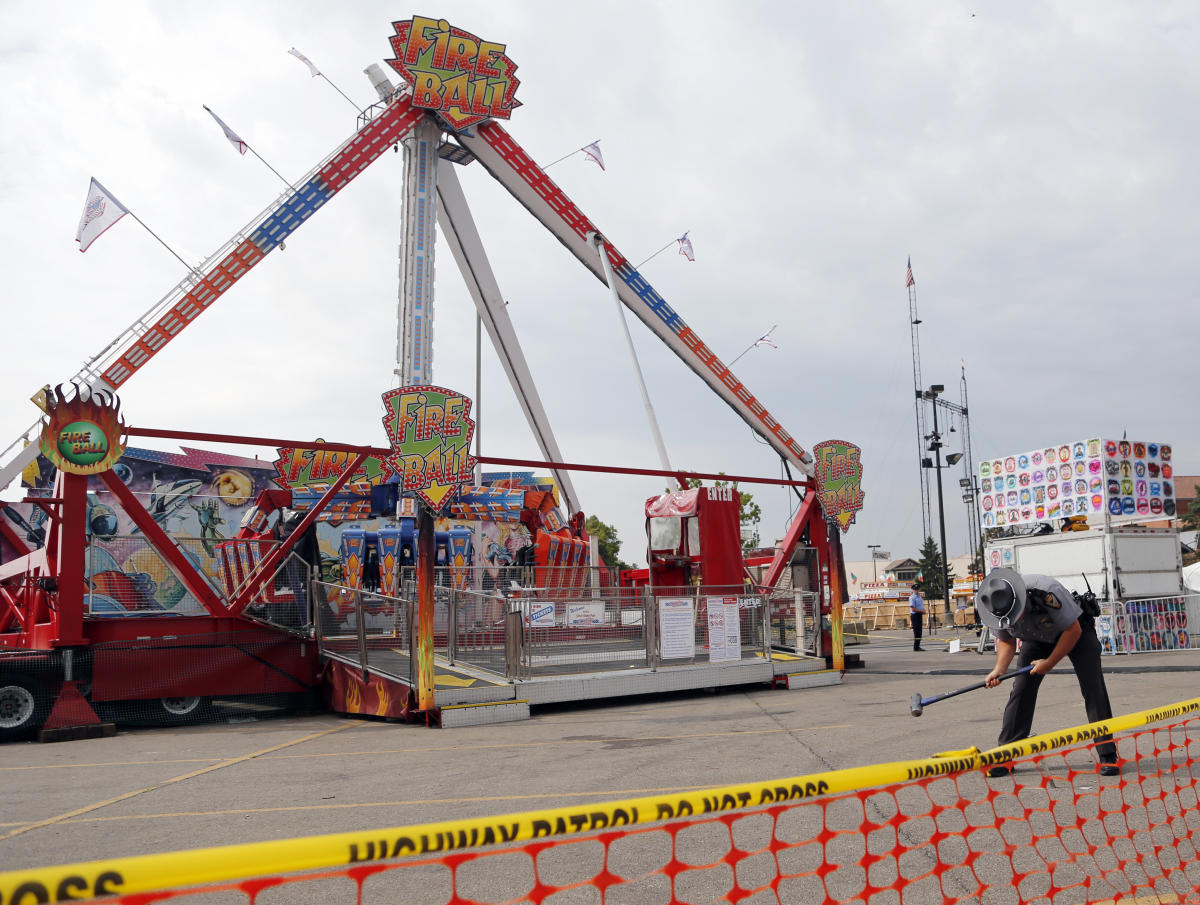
[867,544,881,581]
[922,384,960,628]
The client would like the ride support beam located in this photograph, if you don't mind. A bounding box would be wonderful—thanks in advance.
[436,164,581,514]
[826,520,846,672]
[127,426,808,491]
[0,583,27,635]
[54,472,89,646]
[415,506,436,711]
[761,483,820,590]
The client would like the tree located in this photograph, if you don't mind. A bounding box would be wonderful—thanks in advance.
[967,535,985,577]
[1181,495,1200,566]
[916,535,956,601]
[585,515,634,572]
[673,475,762,552]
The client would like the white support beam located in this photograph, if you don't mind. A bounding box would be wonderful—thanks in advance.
[436,165,581,515]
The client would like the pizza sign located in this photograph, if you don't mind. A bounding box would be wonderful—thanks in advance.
[387,17,521,130]
[812,440,865,532]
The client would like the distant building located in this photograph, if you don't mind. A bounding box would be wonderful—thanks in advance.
[882,559,920,583]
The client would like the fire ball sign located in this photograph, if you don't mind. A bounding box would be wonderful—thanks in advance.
[812,439,865,533]
[38,384,127,476]
[381,385,478,514]
[387,16,521,131]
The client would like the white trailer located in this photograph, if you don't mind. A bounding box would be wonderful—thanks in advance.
[984,527,1190,655]
[984,526,1183,603]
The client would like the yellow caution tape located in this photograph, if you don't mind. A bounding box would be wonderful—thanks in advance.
[3,695,1198,902]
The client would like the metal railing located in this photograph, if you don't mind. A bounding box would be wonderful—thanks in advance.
[313,580,412,683]
[304,575,806,684]
[1098,592,1198,654]
[766,589,820,656]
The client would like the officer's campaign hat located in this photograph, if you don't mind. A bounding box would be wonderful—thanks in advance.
[976,567,1027,631]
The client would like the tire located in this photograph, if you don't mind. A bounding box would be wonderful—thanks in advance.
[0,674,52,741]
[153,695,213,726]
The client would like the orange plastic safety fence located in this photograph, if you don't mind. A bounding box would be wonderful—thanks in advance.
[86,717,1200,905]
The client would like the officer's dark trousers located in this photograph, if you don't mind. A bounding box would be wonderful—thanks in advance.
[998,627,1117,761]
[911,611,924,649]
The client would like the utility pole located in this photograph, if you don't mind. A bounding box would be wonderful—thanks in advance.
[923,384,963,628]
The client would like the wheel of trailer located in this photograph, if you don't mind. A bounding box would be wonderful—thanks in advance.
[0,674,51,741]
[153,695,212,725]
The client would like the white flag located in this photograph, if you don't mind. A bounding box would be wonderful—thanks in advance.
[677,231,695,262]
[288,47,321,78]
[75,178,129,253]
[581,141,605,171]
[753,325,778,349]
[203,104,248,155]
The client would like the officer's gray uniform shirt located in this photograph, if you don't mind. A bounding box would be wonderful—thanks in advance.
[996,575,1081,645]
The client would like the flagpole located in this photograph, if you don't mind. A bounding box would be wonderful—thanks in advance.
[634,240,676,270]
[289,48,364,113]
[246,147,297,192]
[204,104,296,192]
[543,139,601,171]
[319,74,364,113]
[541,148,582,170]
[121,209,203,278]
[728,325,778,367]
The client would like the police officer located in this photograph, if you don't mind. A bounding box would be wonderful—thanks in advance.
[908,583,926,651]
[976,568,1118,777]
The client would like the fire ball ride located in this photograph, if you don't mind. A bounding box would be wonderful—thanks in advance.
[0,16,864,739]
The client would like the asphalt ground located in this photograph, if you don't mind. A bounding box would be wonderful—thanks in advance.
[1,624,1197,899]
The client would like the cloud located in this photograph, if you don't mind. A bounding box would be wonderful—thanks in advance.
[1,1,1196,567]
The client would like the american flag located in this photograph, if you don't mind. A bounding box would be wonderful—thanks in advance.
[905,256,915,288]
[677,231,695,261]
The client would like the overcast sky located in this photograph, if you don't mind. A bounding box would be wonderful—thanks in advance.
[1,1,1196,566]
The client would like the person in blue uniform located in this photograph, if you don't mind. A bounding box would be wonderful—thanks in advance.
[976,567,1118,778]
[908,585,926,651]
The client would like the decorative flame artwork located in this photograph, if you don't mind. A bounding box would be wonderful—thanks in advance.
[38,384,127,475]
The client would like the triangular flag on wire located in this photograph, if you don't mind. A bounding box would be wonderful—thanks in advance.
[581,141,605,170]
[753,325,778,349]
[288,47,321,78]
[677,231,694,261]
[203,105,248,155]
[75,178,129,253]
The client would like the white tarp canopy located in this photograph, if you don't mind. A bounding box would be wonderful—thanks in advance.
[1183,561,1200,594]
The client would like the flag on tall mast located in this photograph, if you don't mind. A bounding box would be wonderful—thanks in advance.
[75,178,129,252]
[905,256,915,288]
